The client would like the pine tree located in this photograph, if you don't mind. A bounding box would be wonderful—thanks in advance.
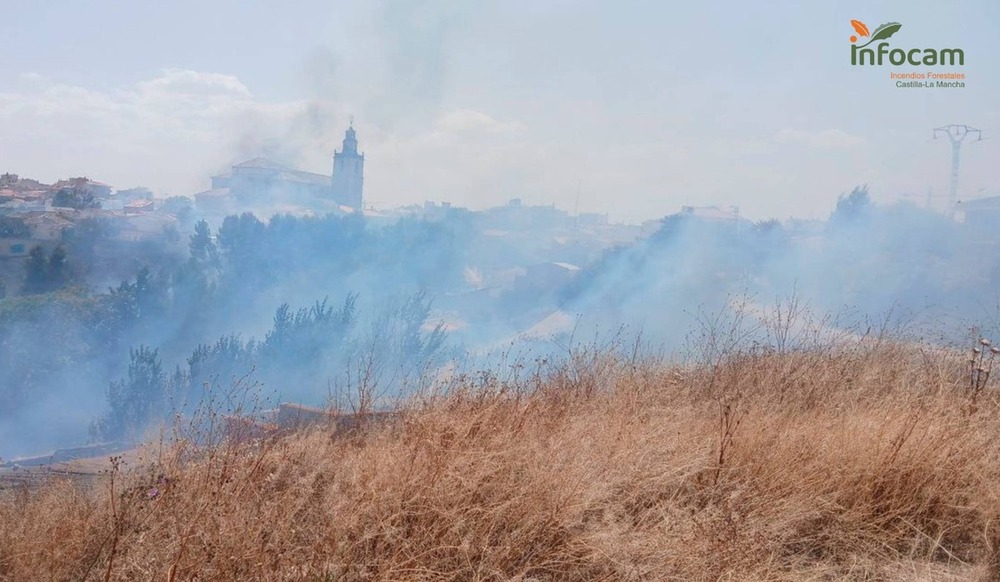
[189,219,217,266]
[48,245,70,289]
[97,346,165,440]
[22,245,48,294]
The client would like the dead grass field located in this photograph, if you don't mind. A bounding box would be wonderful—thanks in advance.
[3,336,1000,581]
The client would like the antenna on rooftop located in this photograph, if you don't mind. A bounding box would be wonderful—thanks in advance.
[573,180,581,227]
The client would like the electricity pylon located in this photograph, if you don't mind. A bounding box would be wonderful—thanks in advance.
[933,124,983,217]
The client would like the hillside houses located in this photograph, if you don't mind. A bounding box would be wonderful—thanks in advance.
[0,174,182,259]
[19,212,76,240]
[51,177,112,199]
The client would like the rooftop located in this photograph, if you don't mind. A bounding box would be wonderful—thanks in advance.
[217,158,331,186]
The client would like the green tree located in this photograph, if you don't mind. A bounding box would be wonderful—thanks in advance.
[189,219,218,266]
[161,195,194,225]
[134,266,167,321]
[218,213,265,261]
[48,245,71,289]
[62,217,118,264]
[22,245,48,294]
[96,346,165,440]
[830,185,872,227]
[21,245,75,294]
[217,212,268,287]
[52,188,101,209]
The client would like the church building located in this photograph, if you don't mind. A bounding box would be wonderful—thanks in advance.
[196,124,365,216]
[331,123,364,209]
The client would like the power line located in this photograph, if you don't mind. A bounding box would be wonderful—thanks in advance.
[932,124,984,217]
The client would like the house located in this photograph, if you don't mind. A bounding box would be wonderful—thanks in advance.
[51,177,113,199]
[123,199,155,215]
[104,187,154,211]
[0,173,48,192]
[117,212,179,243]
[0,239,32,258]
[0,190,50,212]
[193,186,238,217]
[480,198,573,231]
[679,205,741,223]
[19,211,75,240]
[116,187,154,204]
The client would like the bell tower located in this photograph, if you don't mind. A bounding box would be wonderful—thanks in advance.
[331,121,364,209]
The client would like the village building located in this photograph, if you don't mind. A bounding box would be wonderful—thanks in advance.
[195,124,365,216]
[678,205,742,224]
[0,239,32,259]
[330,123,365,209]
[18,211,75,240]
[51,177,113,199]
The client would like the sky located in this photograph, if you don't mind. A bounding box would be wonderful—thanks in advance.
[0,0,997,223]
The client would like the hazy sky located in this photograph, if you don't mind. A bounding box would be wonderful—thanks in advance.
[1,0,997,222]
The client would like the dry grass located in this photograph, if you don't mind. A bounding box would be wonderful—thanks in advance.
[4,339,1000,581]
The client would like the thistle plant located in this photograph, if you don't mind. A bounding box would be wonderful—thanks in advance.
[968,338,998,406]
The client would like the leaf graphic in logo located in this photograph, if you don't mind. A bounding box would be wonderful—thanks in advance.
[857,22,902,47]
[850,19,870,37]
[869,22,902,40]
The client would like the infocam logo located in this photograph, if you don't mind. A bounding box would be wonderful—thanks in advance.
[849,20,964,66]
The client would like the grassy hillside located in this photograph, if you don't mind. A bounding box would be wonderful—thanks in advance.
[3,338,1000,580]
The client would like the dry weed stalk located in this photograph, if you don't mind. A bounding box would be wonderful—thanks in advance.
[968,337,998,408]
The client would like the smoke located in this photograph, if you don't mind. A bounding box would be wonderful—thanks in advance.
[558,190,997,354]
[3,184,1000,461]
[369,0,459,124]
[3,4,1000,462]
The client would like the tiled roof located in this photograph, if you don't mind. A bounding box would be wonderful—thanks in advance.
[230,158,330,185]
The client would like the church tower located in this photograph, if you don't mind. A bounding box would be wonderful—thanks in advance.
[331,122,364,209]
